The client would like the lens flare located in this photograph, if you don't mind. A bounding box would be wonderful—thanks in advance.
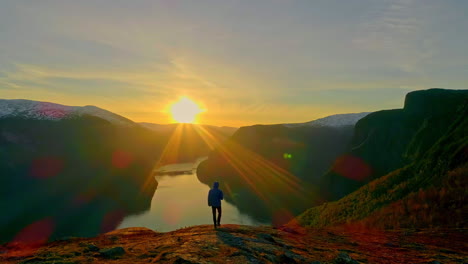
[101,210,126,233]
[13,218,55,244]
[332,155,372,181]
[30,156,64,179]
[112,150,133,169]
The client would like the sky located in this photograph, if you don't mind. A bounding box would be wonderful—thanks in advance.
[1,0,467,127]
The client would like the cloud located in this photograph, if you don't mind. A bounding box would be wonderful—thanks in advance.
[352,0,438,73]
[0,63,167,95]
[1,1,466,126]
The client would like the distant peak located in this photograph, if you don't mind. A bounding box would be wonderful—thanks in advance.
[284,112,371,128]
[83,105,100,109]
[0,99,135,126]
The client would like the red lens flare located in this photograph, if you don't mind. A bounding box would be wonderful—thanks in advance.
[72,189,97,207]
[30,157,64,179]
[332,155,372,181]
[13,218,55,244]
[111,150,133,169]
[162,202,182,226]
[101,210,126,233]
[272,209,295,227]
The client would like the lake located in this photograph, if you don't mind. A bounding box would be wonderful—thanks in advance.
[118,160,266,231]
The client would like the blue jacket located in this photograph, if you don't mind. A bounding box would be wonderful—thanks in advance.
[208,182,223,207]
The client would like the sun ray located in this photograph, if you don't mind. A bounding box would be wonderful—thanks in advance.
[140,120,316,224]
[193,125,315,215]
[154,124,185,168]
[138,124,186,196]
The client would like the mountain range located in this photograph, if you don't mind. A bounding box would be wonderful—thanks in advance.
[1,88,466,242]
[298,89,468,229]
[197,88,468,227]
[283,112,370,128]
[0,114,161,242]
[0,99,135,126]
[0,99,235,242]
[321,88,468,200]
[197,112,368,224]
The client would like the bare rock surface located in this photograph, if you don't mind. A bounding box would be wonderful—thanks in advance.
[1,225,466,264]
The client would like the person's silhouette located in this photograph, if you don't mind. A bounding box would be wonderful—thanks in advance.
[207,181,223,228]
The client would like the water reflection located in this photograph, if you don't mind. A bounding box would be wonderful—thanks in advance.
[118,161,267,231]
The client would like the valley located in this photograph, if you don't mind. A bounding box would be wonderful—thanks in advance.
[0,88,467,263]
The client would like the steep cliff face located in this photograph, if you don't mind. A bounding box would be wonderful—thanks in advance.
[298,93,468,229]
[403,88,468,114]
[321,89,468,200]
[0,116,162,242]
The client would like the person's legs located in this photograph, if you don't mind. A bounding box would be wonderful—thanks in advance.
[211,206,217,228]
[216,206,222,226]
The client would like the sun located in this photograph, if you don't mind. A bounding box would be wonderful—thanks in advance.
[169,97,204,123]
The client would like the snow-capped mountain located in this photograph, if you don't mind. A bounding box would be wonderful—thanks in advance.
[0,99,135,126]
[284,112,370,128]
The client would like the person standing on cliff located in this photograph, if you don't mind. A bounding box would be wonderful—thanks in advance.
[208,181,223,228]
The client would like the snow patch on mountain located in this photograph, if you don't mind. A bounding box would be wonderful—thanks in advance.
[284,112,370,128]
[0,99,135,126]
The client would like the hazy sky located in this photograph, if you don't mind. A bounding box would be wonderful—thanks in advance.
[1,0,467,126]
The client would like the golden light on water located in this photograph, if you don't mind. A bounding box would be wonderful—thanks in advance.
[147,116,315,227]
[153,96,310,225]
[169,97,204,123]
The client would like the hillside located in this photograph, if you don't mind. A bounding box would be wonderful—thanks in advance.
[0,115,162,242]
[197,114,363,224]
[0,99,237,243]
[0,99,135,126]
[0,99,236,166]
[321,88,468,200]
[297,98,468,229]
[197,89,468,226]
